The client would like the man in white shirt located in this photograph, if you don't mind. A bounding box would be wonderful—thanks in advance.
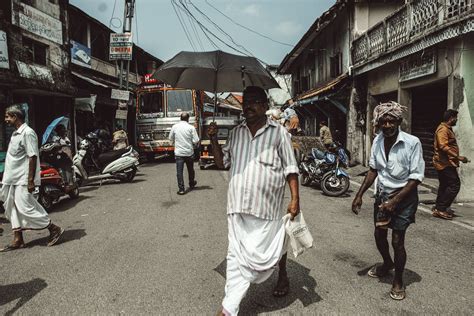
[0,106,64,252]
[352,101,425,301]
[169,112,199,195]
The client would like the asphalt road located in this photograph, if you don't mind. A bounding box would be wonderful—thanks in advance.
[0,159,473,315]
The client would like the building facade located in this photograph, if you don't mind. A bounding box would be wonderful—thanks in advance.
[350,0,474,199]
[68,4,163,146]
[278,0,403,145]
[0,0,74,156]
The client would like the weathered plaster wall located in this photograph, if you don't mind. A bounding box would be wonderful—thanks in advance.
[456,34,474,201]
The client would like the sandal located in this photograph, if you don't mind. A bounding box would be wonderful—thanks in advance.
[273,277,290,297]
[368,264,394,278]
[47,228,64,247]
[390,287,406,300]
[0,243,26,252]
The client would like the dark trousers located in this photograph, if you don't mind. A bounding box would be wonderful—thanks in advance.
[176,156,195,191]
[435,167,461,211]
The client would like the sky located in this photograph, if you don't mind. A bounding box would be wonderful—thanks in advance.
[69,0,336,66]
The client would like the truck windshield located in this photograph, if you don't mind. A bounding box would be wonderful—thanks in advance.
[139,91,164,115]
[167,90,194,117]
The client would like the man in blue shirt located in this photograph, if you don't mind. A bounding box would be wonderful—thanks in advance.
[352,101,425,301]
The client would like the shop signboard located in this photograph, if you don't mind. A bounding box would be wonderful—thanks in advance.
[111,89,130,101]
[16,61,54,83]
[399,50,437,82]
[71,40,91,68]
[0,30,9,69]
[12,3,63,44]
[115,109,128,120]
[109,33,133,60]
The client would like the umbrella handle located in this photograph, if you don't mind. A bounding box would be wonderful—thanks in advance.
[241,66,246,89]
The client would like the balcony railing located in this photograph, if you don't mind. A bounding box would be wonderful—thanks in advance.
[352,0,474,66]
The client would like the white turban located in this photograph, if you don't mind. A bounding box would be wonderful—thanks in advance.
[373,101,407,125]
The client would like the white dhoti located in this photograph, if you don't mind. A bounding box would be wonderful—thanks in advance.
[1,185,50,231]
[222,213,287,316]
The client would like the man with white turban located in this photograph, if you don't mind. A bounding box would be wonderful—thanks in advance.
[351,101,425,301]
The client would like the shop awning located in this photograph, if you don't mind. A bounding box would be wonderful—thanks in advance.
[297,73,348,102]
[72,71,109,88]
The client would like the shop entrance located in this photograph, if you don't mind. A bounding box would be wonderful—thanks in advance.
[411,80,448,178]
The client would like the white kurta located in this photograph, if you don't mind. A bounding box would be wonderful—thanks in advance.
[222,213,287,316]
[1,124,50,231]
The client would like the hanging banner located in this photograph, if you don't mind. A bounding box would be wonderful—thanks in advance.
[0,30,9,69]
[71,40,91,68]
[109,33,133,60]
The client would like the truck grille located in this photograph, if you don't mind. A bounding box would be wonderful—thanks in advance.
[153,131,169,140]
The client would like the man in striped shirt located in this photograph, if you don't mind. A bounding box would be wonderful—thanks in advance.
[209,86,300,315]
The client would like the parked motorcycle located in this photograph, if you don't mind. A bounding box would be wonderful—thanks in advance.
[38,142,80,211]
[299,145,350,197]
[73,131,139,185]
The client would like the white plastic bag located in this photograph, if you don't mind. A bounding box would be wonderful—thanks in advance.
[284,212,314,258]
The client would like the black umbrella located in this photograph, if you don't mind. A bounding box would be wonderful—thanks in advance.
[152,50,280,93]
[152,51,280,119]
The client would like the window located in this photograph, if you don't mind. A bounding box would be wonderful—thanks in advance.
[139,91,164,114]
[330,53,343,78]
[23,37,47,65]
[167,90,194,117]
[49,0,57,4]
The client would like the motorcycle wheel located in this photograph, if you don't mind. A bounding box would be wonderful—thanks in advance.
[121,168,137,183]
[321,172,350,197]
[39,194,53,211]
[68,185,80,199]
[300,171,311,186]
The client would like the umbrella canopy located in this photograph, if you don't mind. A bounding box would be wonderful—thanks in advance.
[151,50,280,93]
[42,116,69,145]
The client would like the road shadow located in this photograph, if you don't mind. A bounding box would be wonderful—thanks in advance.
[49,196,90,214]
[0,278,47,316]
[162,200,179,208]
[26,229,87,248]
[188,185,213,192]
[357,264,422,287]
[214,258,322,314]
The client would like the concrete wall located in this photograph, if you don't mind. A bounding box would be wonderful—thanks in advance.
[353,2,404,37]
[455,33,474,201]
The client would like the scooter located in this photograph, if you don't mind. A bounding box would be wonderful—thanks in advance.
[38,142,80,211]
[73,136,139,185]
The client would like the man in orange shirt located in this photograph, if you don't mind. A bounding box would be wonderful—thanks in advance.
[432,109,470,220]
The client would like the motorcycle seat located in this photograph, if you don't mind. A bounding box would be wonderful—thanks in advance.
[97,148,129,168]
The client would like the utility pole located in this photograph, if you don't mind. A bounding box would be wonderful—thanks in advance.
[119,0,135,90]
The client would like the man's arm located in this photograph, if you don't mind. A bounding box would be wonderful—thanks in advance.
[352,168,378,214]
[24,131,39,193]
[28,156,37,193]
[287,173,300,219]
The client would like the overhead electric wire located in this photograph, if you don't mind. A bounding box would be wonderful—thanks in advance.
[204,0,293,47]
[170,0,197,51]
[180,1,205,50]
[186,0,255,58]
[174,0,261,61]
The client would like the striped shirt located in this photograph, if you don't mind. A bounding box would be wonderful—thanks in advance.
[223,118,299,220]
